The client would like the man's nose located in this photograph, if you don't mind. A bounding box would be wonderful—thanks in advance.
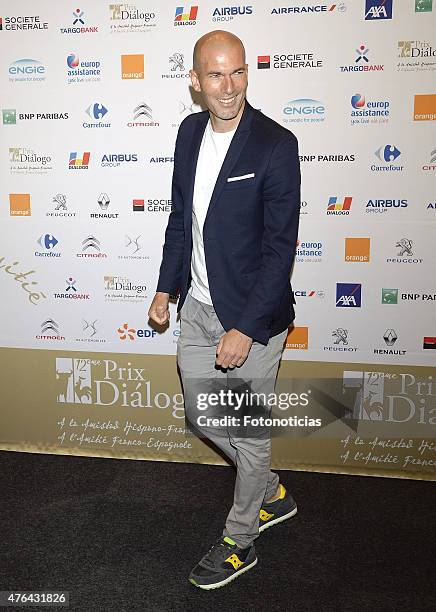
[222,75,233,94]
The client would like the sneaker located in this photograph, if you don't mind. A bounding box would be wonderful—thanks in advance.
[188,536,257,590]
[259,483,297,532]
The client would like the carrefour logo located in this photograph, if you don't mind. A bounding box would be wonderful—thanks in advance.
[283,99,325,124]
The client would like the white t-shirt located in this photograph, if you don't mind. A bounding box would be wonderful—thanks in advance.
[189,119,236,304]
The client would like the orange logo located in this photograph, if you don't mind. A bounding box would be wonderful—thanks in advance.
[285,326,308,349]
[345,237,370,262]
[413,94,436,121]
[9,193,31,216]
[121,54,144,79]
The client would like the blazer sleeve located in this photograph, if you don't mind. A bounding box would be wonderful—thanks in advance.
[156,128,185,295]
[235,133,301,344]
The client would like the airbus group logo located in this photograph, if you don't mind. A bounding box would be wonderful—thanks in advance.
[364,0,393,20]
[371,145,403,172]
[336,283,362,307]
[282,99,326,124]
[212,6,253,21]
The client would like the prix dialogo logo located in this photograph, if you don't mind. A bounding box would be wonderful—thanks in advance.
[336,283,362,308]
[364,0,393,20]
[282,99,325,124]
[174,5,198,25]
[350,93,390,125]
[397,40,436,72]
[109,4,156,33]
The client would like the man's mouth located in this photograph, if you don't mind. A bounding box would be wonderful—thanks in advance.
[218,96,237,106]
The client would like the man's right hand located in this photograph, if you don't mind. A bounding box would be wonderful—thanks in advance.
[148,292,170,325]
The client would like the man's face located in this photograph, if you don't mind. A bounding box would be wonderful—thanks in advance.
[190,42,248,128]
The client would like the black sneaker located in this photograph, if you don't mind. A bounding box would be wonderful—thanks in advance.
[188,536,257,590]
[259,483,297,532]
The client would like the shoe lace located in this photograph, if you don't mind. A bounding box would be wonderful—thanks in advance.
[200,539,235,569]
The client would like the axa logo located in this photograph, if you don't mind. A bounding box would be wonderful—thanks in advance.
[364,0,392,20]
[336,283,362,307]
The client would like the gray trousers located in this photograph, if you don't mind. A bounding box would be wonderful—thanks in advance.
[177,291,287,548]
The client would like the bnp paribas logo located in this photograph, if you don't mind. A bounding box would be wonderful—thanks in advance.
[381,288,398,304]
[2,108,16,124]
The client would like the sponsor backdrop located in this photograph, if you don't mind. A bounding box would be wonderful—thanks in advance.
[0,0,435,479]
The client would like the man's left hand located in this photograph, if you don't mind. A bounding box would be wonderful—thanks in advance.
[215,329,253,369]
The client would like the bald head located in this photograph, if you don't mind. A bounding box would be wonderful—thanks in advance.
[193,30,246,72]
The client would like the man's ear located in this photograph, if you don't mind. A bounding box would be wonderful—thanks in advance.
[189,69,201,92]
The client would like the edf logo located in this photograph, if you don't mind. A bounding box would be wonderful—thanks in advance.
[365,0,393,20]
[117,323,157,340]
[336,283,362,307]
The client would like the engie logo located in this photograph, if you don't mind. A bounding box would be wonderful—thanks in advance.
[336,283,362,307]
[364,0,393,20]
[282,99,325,124]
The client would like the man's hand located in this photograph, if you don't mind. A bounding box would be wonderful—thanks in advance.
[148,292,170,325]
[216,329,253,369]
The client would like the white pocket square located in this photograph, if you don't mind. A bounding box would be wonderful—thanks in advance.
[227,173,255,182]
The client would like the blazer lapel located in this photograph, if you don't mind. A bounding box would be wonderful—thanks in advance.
[204,102,254,225]
[184,111,209,223]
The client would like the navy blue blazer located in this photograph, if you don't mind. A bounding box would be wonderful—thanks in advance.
[156,101,300,345]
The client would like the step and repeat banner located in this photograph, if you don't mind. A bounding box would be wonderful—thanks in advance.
[0,0,435,479]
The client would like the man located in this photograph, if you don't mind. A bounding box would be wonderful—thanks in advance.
[148,30,300,590]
